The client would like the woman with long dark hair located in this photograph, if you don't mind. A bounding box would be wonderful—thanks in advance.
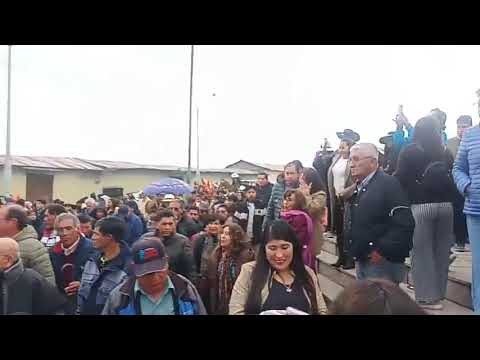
[107,198,121,216]
[207,223,255,314]
[395,116,456,311]
[229,220,327,315]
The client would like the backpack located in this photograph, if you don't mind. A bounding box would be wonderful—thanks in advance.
[417,154,453,194]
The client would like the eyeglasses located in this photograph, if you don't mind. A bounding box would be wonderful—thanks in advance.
[349,156,375,163]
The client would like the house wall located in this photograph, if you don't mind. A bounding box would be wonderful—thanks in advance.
[226,161,280,181]
[53,170,102,203]
[0,166,260,203]
[0,167,27,198]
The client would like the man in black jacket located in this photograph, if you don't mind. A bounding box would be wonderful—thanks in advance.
[233,185,266,244]
[169,199,201,238]
[0,237,66,315]
[344,143,415,284]
[141,210,196,282]
[255,173,273,206]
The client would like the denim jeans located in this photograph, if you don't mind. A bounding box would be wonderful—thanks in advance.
[355,258,406,284]
[467,215,480,314]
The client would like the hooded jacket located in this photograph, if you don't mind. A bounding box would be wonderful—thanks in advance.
[14,225,56,284]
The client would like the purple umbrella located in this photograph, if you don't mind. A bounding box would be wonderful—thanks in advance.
[143,178,193,196]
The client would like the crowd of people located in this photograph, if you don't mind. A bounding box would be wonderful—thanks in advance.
[1,104,480,315]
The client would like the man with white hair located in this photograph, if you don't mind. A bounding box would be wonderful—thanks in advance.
[0,237,66,315]
[343,143,415,284]
[84,198,97,218]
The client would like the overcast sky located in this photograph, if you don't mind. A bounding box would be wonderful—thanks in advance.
[0,45,479,169]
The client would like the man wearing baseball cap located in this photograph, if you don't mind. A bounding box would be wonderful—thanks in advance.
[102,237,206,315]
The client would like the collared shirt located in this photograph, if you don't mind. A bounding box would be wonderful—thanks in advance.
[135,277,175,315]
[61,237,80,256]
[356,169,378,193]
[247,202,255,239]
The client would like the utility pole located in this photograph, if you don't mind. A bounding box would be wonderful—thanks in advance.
[186,45,194,185]
[196,106,200,182]
[3,45,12,196]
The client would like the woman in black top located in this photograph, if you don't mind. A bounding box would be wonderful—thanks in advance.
[228,220,327,315]
[394,116,456,311]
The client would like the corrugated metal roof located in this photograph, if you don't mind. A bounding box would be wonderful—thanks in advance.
[252,162,285,172]
[196,168,258,175]
[0,155,258,174]
[0,155,104,171]
[226,160,284,172]
[84,160,182,171]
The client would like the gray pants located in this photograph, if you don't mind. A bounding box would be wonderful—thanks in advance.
[411,202,454,303]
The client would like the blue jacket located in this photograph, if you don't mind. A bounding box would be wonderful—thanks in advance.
[263,179,298,226]
[453,125,480,216]
[76,242,131,315]
[101,271,207,315]
[393,126,447,151]
[118,214,145,246]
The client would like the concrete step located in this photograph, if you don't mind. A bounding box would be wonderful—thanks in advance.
[321,235,473,310]
[317,251,473,315]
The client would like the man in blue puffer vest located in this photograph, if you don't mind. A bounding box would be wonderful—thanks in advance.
[453,122,480,314]
[102,236,206,315]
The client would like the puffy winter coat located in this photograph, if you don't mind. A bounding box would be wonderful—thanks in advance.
[14,225,56,284]
[453,125,480,215]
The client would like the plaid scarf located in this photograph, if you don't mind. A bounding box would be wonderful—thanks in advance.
[216,252,237,314]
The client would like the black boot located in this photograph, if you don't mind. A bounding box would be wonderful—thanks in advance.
[341,255,355,270]
[333,254,345,268]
